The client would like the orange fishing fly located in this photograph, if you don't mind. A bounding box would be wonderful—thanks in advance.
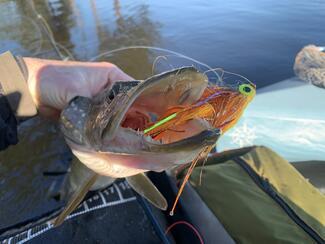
[144,82,256,215]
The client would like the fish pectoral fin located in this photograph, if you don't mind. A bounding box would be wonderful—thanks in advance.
[53,173,99,227]
[126,173,167,210]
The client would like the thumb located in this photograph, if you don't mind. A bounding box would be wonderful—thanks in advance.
[107,65,134,83]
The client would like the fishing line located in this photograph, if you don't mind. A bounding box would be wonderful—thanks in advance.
[152,55,176,75]
[31,40,76,60]
[26,0,251,90]
[89,45,220,78]
[26,3,235,87]
[222,70,255,87]
[165,220,204,244]
[20,16,44,56]
[151,54,215,77]
[27,0,75,61]
[205,68,254,91]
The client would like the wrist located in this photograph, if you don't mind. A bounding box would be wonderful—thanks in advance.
[0,52,37,119]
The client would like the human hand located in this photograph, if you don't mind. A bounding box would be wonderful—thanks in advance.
[23,58,146,177]
[23,58,133,118]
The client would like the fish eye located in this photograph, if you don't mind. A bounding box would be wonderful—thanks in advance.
[239,84,255,96]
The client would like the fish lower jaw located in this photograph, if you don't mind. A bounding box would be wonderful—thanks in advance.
[101,119,217,154]
[100,127,162,153]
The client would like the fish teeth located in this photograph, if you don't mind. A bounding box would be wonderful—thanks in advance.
[145,135,153,142]
[136,128,143,135]
[143,134,161,144]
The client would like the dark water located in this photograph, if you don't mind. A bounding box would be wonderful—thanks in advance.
[0,0,325,231]
[1,0,325,86]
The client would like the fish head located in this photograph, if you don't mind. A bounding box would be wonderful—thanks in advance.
[60,67,221,177]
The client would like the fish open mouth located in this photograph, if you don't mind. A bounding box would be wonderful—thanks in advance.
[120,74,214,144]
[114,67,254,149]
[60,67,254,173]
[62,66,254,157]
[97,67,221,152]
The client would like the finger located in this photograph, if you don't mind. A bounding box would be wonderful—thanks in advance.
[86,64,134,99]
[38,105,60,120]
[107,65,134,83]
